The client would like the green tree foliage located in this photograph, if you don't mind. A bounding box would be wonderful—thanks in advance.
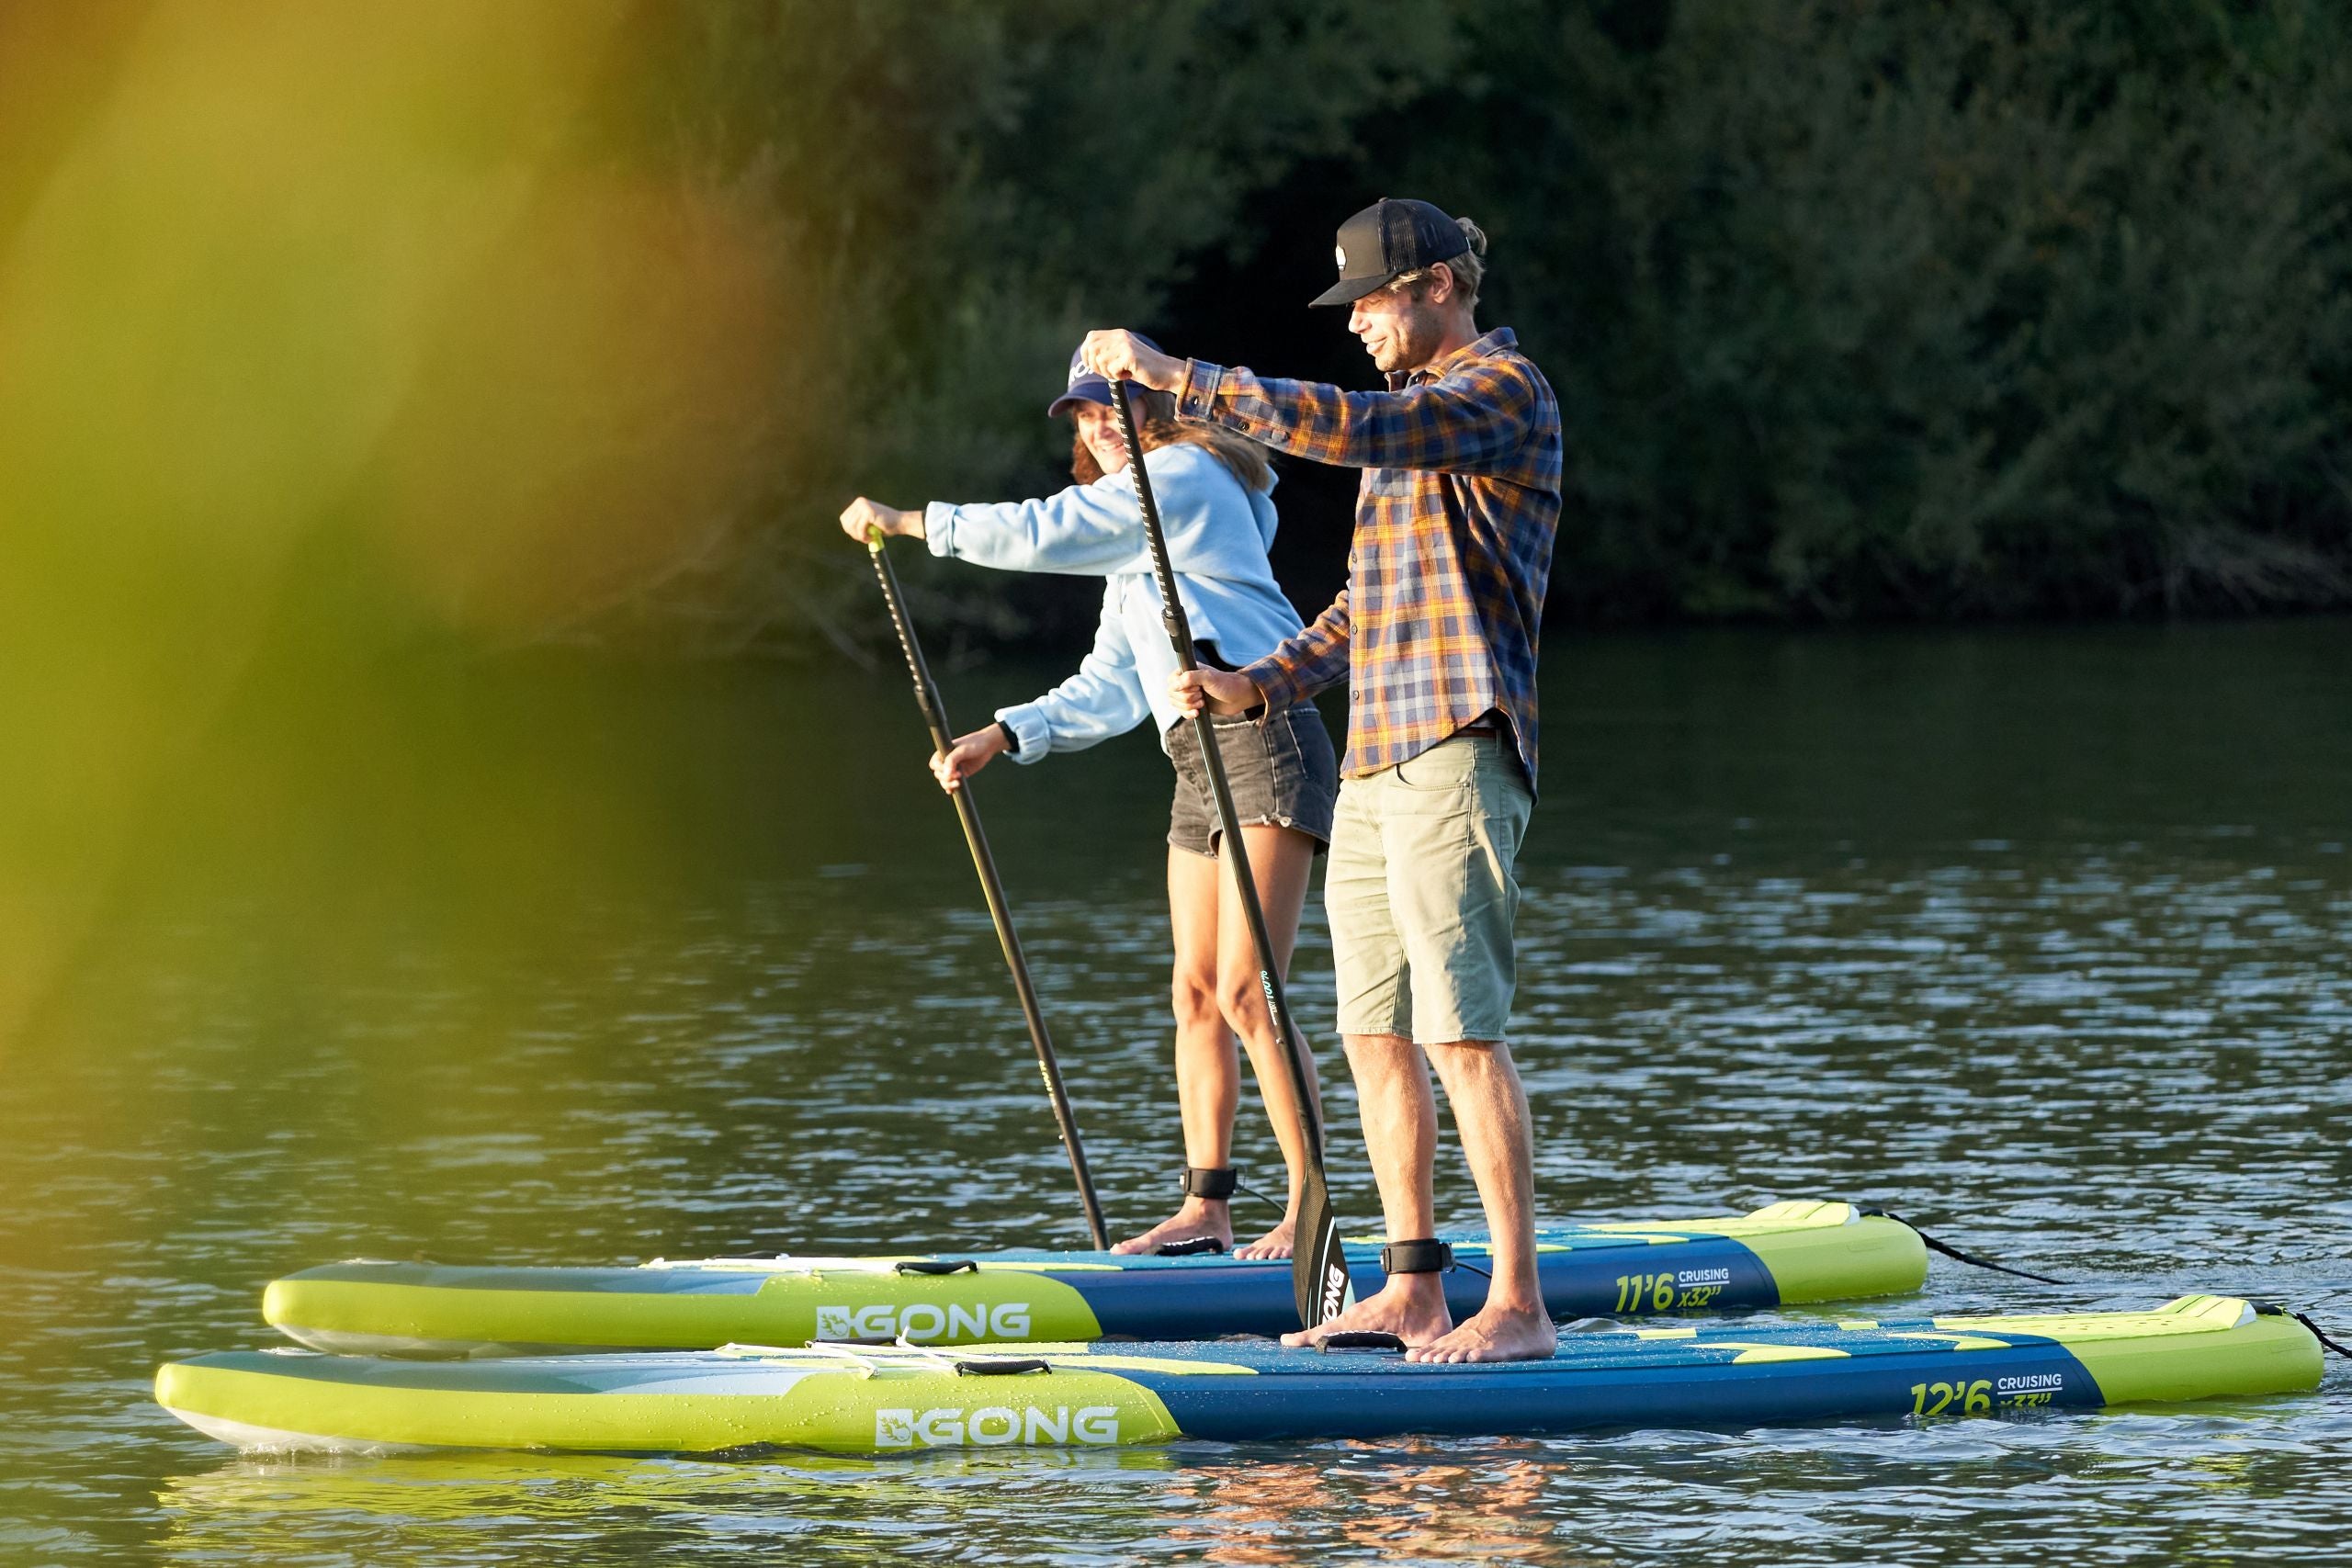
[585,0,2352,649]
[1402,0,2352,620]
[575,0,1459,654]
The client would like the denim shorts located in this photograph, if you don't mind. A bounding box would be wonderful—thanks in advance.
[1167,704,1339,857]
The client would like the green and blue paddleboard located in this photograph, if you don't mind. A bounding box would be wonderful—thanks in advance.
[263,1200,1927,1356]
[159,1295,2323,1455]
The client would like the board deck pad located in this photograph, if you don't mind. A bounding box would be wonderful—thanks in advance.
[157,1295,2324,1456]
[263,1201,1928,1356]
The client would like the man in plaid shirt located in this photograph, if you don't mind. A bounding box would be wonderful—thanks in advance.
[1085,197,1561,1361]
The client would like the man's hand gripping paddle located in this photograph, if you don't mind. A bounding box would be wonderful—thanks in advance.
[1107,381,1351,1330]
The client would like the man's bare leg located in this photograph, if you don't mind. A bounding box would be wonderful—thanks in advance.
[1407,1038,1555,1363]
[1279,1032,1453,1348]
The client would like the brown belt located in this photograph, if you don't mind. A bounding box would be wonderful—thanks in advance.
[1453,722,1502,739]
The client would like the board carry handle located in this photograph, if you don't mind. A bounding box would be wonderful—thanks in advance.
[955,1357,1053,1376]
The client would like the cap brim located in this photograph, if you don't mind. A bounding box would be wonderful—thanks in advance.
[1308,273,1394,308]
[1047,389,1110,419]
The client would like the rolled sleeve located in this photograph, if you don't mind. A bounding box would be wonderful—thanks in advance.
[992,703,1055,764]
[922,502,960,557]
[1175,358,1227,424]
[1240,653,1317,716]
[1240,589,1351,714]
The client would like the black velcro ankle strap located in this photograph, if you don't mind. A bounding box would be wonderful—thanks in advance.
[1379,1238,1453,1275]
[1182,1167,1238,1200]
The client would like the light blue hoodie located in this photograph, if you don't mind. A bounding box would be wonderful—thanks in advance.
[923,443,1302,762]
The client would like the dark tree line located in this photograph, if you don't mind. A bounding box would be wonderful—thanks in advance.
[563,0,2352,656]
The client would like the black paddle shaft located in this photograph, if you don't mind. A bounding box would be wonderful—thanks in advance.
[865,530,1111,1251]
[1109,380,1349,1330]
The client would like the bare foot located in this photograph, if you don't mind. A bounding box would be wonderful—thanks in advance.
[1405,1302,1557,1364]
[1279,1277,1452,1348]
[1109,1198,1233,1256]
[1233,1217,1296,1261]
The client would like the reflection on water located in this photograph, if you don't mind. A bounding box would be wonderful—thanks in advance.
[153,1449,1185,1562]
[136,1408,2349,1567]
[1,619,2347,1565]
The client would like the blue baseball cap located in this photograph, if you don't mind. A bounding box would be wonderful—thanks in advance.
[1047,335,1164,419]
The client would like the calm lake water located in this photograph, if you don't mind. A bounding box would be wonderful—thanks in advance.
[2,618,2347,1566]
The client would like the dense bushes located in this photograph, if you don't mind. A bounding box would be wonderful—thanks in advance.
[573,0,1457,654]
[1409,0,2352,621]
[582,0,2352,649]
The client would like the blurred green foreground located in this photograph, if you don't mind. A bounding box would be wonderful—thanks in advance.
[6,0,2350,1146]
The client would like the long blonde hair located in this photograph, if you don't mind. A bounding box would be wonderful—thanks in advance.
[1069,386,1273,494]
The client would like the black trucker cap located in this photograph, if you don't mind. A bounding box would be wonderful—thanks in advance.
[1310,197,1471,308]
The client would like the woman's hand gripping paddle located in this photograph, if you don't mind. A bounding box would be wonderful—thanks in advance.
[1106,382,1351,1331]
[865,527,1112,1251]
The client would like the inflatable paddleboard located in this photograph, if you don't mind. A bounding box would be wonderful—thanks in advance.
[264,1201,1926,1356]
[158,1295,2321,1455]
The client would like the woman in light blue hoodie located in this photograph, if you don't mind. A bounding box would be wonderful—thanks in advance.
[840,344,1338,1259]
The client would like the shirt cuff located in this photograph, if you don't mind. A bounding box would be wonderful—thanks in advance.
[923,502,959,557]
[1175,358,1226,423]
[1235,656,1304,716]
[993,703,1053,763]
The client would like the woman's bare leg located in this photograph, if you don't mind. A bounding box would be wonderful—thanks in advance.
[1111,846,1238,1255]
[1215,823,1323,1259]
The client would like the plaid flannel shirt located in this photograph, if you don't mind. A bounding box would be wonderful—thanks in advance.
[1173,327,1561,786]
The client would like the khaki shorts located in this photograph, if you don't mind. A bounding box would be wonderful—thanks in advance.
[1325,733,1533,1044]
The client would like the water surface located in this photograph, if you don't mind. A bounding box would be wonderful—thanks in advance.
[2,619,2346,1565]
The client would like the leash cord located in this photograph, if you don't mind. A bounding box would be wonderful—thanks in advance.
[1860,1206,2070,1286]
[2264,1304,2352,1359]
[1233,1178,1286,1218]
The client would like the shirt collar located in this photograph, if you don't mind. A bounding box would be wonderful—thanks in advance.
[1387,326,1518,389]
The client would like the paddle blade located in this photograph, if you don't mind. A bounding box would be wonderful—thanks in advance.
[1291,1163,1351,1329]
